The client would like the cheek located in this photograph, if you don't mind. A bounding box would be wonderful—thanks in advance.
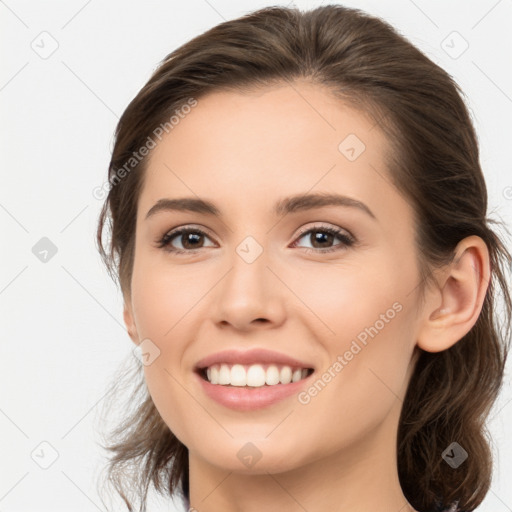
[291,304,415,460]
[284,256,404,341]
[289,257,416,414]
[129,257,217,441]
[130,254,208,340]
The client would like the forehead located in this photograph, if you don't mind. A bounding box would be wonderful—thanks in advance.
[139,81,407,226]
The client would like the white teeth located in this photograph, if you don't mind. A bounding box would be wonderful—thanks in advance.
[210,366,218,384]
[292,368,302,382]
[265,365,280,385]
[219,364,231,385]
[279,366,292,384]
[231,364,246,386]
[203,363,311,387]
[246,364,266,387]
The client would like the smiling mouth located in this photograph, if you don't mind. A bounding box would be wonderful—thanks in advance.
[197,363,314,388]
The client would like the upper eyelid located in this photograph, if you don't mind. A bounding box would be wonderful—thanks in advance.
[165,224,216,238]
[295,223,353,238]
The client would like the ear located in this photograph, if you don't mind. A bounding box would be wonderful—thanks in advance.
[123,295,140,345]
[416,235,490,353]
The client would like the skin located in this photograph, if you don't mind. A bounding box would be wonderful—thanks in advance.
[123,80,490,512]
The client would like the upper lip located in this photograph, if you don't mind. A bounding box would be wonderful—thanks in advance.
[195,349,315,370]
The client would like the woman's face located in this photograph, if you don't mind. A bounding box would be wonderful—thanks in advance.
[125,81,425,473]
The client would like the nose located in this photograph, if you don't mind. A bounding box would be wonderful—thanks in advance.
[211,246,287,332]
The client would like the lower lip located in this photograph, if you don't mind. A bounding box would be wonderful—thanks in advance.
[195,371,313,411]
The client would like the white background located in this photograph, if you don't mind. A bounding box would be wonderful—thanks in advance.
[1,1,511,511]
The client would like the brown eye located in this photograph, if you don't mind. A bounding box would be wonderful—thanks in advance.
[158,228,216,253]
[308,231,335,249]
[292,226,354,253]
[178,232,205,249]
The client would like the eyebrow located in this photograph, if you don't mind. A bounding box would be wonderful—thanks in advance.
[145,193,376,220]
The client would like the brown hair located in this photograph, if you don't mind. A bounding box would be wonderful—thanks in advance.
[95,5,512,512]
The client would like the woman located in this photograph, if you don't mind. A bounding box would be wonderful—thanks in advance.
[96,5,512,512]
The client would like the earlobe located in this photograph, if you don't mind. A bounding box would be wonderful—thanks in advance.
[416,235,490,353]
[123,301,140,345]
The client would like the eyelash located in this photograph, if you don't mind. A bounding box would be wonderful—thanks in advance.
[156,224,355,255]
